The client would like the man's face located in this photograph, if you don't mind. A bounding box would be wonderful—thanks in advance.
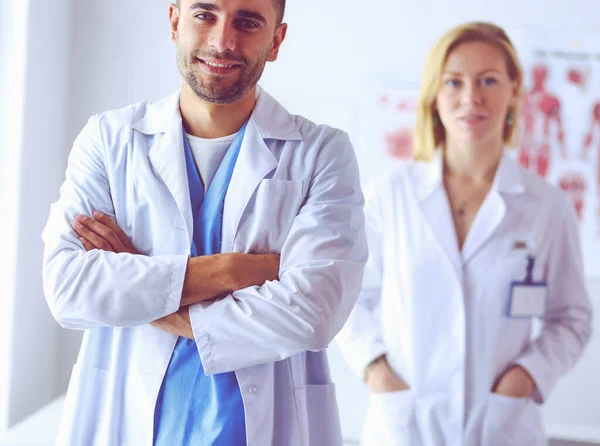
[170,0,286,105]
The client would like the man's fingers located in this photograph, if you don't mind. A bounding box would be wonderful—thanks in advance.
[72,212,139,255]
[73,221,114,252]
[74,214,121,251]
[92,211,135,251]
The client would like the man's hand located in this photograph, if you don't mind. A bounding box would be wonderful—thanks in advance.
[73,211,139,254]
[73,211,195,337]
[152,306,194,340]
[492,365,535,398]
[366,356,410,394]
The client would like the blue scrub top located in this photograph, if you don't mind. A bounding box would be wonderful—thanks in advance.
[153,125,248,446]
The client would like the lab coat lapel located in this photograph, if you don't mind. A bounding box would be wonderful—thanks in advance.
[133,88,303,253]
[462,152,525,264]
[134,92,194,245]
[460,190,505,265]
[414,151,463,283]
[221,121,277,252]
[221,88,302,252]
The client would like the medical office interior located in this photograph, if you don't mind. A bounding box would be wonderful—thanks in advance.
[1,0,600,445]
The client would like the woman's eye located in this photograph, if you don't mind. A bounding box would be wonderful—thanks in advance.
[482,77,498,86]
[445,79,461,87]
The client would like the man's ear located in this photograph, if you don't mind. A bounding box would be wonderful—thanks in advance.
[267,23,288,62]
[169,3,180,44]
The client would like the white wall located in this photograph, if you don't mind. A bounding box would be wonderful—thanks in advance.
[0,0,27,433]
[0,0,33,432]
[3,0,75,428]
[66,1,179,139]
[8,0,599,440]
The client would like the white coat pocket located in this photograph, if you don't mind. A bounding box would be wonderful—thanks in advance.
[57,364,111,446]
[361,389,417,446]
[294,383,343,446]
[482,393,546,446]
[235,179,303,253]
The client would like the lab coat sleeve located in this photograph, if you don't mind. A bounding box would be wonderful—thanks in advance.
[189,131,368,375]
[514,194,593,403]
[42,115,187,330]
[334,181,388,379]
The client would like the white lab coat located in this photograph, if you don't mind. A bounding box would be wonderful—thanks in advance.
[42,88,368,446]
[336,151,592,446]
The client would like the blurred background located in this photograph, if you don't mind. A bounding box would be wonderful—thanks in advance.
[1,1,599,445]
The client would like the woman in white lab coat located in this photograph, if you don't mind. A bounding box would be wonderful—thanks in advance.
[336,21,592,446]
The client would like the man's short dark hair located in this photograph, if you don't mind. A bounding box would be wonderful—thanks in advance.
[274,0,286,24]
[175,1,286,25]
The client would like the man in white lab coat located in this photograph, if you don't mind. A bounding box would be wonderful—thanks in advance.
[41,0,367,445]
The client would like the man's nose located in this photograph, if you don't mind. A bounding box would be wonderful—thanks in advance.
[208,21,237,53]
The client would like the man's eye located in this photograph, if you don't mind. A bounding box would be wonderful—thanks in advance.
[237,19,259,30]
[195,13,215,21]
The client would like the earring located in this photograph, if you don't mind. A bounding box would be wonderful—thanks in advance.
[506,110,514,126]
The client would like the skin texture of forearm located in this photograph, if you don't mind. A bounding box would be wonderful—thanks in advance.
[180,252,280,306]
[157,253,280,339]
[180,254,238,307]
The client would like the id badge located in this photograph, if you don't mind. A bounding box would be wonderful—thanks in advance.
[507,254,548,318]
[508,281,548,318]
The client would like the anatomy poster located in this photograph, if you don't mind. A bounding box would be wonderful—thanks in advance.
[508,29,600,277]
[354,83,420,186]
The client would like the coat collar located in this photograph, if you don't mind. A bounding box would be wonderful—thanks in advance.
[412,147,527,282]
[132,86,302,141]
[130,86,301,250]
[414,148,526,202]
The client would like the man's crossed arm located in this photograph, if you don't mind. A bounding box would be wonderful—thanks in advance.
[72,211,280,340]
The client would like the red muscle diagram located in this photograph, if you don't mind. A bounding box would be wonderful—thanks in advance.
[492,32,600,272]
[518,64,567,178]
[567,67,589,91]
[559,171,587,220]
[385,127,414,159]
[378,94,416,160]
[582,101,600,233]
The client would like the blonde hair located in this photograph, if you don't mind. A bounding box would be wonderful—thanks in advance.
[414,21,524,161]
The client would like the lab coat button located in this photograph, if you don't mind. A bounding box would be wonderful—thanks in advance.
[248,385,259,395]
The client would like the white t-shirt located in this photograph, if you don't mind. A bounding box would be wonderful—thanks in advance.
[185,132,237,191]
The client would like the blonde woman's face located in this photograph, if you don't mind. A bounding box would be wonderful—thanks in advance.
[435,41,517,146]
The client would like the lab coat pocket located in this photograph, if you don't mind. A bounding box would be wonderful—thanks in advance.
[294,383,343,446]
[361,390,416,446]
[482,393,546,446]
[57,364,111,446]
[236,179,303,253]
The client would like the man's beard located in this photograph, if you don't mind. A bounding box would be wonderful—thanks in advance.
[177,47,267,105]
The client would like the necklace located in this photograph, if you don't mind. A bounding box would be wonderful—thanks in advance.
[445,179,487,218]
[443,158,498,219]
[454,190,480,217]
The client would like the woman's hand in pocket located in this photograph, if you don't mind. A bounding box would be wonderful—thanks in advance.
[366,356,410,394]
[492,365,535,398]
